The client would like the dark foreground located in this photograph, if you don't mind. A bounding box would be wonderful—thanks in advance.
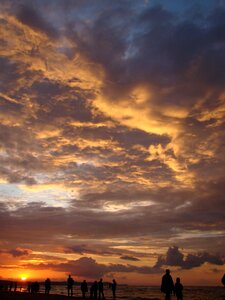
[0,291,161,300]
[0,292,82,300]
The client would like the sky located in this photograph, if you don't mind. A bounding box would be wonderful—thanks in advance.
[0,0,225,286]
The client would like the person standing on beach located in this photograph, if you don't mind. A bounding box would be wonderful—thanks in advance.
[45,278,51,294]
[81,280,88,299]
[91,281,98,300]
[112,279,117,300]
[174,277,183,300]
[98,278,105,300]
[161,269,174,300]
[67,274,75,297]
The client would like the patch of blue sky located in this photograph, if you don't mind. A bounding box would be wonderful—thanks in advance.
[0,183,23,198]
[0,183,72,209]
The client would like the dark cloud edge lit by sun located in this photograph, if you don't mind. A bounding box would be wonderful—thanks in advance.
[0,0,225,285]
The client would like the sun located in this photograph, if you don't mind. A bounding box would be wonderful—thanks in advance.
[21,276,27,281]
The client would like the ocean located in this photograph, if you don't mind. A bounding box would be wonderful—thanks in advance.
[26,284,225,300]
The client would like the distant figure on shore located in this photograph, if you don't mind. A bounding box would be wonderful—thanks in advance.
[45,278,51,294]
[174,277,183,300]
[161,269,174,300]
[9,281,13,292]
[90,281,98,300]
[14,281,17,292]
[98,278,105,300]
[112,279,117,299]
[81,280,88,299]
[27,282,31,293]
[222,273,225,287]
[67,275,75,297]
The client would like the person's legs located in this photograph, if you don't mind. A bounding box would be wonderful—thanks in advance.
[165,292,171,300]
[68,287,72,296]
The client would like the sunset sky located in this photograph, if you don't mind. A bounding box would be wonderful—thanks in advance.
[0,0,225,286]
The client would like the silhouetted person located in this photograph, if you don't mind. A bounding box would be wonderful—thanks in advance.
[90,281,98,300]
[112,279,117,300]
[98,278,105,300]
[9,281,13,292]
[45,278,51,294]
[174,277,183,300]
[222,273,225,287]
[67,274,74,296]
[14,282,17,292]
[27,282,31,293]
[161,269,174,300]
[90,283,94,300]
[81,280,88,299]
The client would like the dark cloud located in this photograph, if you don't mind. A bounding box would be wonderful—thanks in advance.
[24,256,161,278]
[16,4,58,38]
[155,246,224,269]
[120,256,140,262]
[8,248,32,257]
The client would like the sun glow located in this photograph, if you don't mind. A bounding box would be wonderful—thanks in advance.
[21,276,27,281]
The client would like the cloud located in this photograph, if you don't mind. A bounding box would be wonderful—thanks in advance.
[155,246,224,269]
[23,256,161,279]
[8,248,32,257]
[0,247,32,257]
[16,4,58,38]
[120,256,140,262]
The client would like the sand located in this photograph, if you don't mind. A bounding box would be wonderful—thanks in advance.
[0,291,161,300]
[0,291,82,300]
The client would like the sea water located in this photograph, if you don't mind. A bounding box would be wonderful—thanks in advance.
[34,284,225,300]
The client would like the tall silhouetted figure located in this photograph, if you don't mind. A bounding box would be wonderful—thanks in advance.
[27,282,31,293]
[90,281,98,300]
[98,278,105,300]
[45,278,51,294]
[9,282,13,292]
[81,280,88,299]
[161,269,174,300]
[222,273,225,287]
[14,281,17,292]
[67,274,74,297]
[112,279,117,300]
[174,277,183,300]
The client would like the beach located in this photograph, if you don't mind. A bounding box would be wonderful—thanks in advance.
[0,292,82,300]
[1,286,225,300]
[0,291,159,300]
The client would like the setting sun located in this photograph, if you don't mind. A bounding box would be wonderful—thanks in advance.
[21,276,27,281]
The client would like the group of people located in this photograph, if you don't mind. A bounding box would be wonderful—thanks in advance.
[161,269,183,300]
[20,271,225,300]
[27,279,50,294]
[67,275,117,300]
[27,281,41,293]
